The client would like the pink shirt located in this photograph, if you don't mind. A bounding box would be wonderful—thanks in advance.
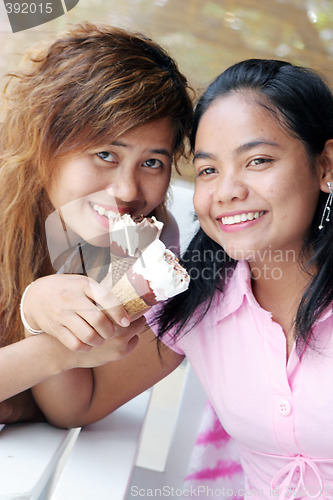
[149,261,333,499]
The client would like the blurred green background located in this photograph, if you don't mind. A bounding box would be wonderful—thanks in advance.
[1,0,333,179]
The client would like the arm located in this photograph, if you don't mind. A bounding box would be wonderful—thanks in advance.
[0,334,71,423]
[0,334,75,403]
[0,271,147,420]
[0,312,145,405]
[32,327,184,428]
[22,273,183,428]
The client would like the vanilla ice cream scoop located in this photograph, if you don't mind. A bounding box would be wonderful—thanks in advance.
[110,239,190,317]
[131,239,190,301]
[109,214,163,257]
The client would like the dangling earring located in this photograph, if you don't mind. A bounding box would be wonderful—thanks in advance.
[319,181,333,230]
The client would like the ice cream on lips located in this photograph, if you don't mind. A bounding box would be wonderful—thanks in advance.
[109,213,164,257]
[107,213,164,285]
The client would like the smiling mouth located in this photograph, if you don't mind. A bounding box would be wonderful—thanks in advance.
[91,202,119,220]
[221,211,265,226]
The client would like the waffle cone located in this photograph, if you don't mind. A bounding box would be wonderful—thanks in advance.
[110,253,137,286]
[111,273,149,317]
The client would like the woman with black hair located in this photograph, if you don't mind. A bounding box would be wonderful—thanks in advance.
[154,59,333,498]
[31,59,333,498]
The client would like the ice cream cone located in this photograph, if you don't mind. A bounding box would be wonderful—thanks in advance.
[108,214,163,287]
[111,273,150,317]
[110,253,137,286]
[109,239,190,319]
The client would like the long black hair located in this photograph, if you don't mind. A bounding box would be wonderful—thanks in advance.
[156,59,333,355]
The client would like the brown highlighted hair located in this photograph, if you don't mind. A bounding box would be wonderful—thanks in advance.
[0,21,193,345]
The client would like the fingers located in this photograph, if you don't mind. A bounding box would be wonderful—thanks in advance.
[47,280,145,352]
[49,325,93,352]
[110,316,146,357]
[24,274,146,353]
[39,293,115,349]
[85,279,133,327]
[75,316,147,367]
[70,307,115,344]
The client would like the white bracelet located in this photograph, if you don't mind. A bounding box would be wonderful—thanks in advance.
[20,283,44,335]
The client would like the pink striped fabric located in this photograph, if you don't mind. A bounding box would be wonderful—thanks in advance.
[184,402,244,499]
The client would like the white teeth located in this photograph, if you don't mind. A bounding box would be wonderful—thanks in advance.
[221,211,265,226]
[97,205,106,216]
[92,203,118,219]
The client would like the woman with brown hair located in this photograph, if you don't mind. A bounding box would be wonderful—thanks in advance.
[0,21,193,420]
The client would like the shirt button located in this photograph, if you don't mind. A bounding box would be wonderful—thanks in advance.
[278,399,292,416]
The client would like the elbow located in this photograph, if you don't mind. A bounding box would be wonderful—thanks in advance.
[41,404,118,429]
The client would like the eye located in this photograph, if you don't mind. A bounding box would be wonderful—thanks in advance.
[247,157,272,168]
[96,151,116,162]
[197,166,218,177]
[142,158,163,169]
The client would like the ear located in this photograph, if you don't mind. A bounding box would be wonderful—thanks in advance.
[318,139,333,192]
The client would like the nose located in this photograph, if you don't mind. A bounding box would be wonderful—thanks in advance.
[105,168,141,203]
[214,171,249,203]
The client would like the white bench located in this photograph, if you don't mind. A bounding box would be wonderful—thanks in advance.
[0,364,206,499]
[49,364,206,500]
[0,391,151,500]
[125,363,207,498]
[50,390,152,500]
[0,423,80,500]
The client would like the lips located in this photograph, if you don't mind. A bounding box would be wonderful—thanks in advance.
[91,202,118,219]
[221,211,265,226]
[90,202,139,220]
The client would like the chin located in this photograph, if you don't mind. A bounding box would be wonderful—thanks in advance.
[76,230,110,248]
